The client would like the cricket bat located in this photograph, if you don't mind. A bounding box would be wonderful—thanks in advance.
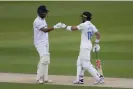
[95,50,103,76]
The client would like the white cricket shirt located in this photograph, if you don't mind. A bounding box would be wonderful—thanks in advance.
[77,21,98,49]
[33,16,49,45]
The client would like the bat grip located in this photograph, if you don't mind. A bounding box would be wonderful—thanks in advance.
[95,48,98,59]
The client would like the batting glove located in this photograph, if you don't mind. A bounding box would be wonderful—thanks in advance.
[53,22,62,29]
[60,23,67,28]
[92,44,100,52]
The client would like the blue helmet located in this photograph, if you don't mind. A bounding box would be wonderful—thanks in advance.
[37,5,49,14]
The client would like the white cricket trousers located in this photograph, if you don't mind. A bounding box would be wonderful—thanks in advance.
[76,48,100,81]
[35,42,49,57]
[34,42,50,81]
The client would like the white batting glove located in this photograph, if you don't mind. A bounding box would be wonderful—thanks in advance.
[60,23,67,28]
[92,44,100,52]
[53,22,62,29]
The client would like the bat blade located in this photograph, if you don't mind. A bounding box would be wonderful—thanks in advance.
[96,59,103,76]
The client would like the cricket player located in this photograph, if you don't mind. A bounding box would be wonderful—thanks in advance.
[59,11,104,84]
[33,5,62,84]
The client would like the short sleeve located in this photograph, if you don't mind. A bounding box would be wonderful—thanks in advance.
[77,23,84,31]
[92,25,98,33]
[34,21,45,30]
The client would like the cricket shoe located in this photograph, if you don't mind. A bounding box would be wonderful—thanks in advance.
[36,76,44,84]
[36,80,44,84]
[73,79,84,84]
[94,75,104,85]
[44,80,53,83]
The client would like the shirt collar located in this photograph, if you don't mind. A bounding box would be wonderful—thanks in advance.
[85,21,91,23]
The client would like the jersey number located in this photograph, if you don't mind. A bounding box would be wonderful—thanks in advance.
[87,32,92,40]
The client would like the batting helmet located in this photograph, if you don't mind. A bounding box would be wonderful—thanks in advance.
[37,5,49,14]
[81,11,92,21]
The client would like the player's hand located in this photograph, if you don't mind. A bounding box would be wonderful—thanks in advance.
[92,44,100,52]
[53,22,62,29]
[60,23,67,28]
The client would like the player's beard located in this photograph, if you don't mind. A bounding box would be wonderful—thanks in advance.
[40,15,46,19]
[39,13,47,19]
[82,19,85,23]
[81,18,86,23]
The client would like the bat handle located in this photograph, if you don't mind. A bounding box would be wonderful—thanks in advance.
[95,48,98,59]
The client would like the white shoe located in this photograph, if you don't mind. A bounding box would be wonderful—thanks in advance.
[36,80,44,84]
[73,80,84,84]
[44,80,52,83]
[94,76,104,85]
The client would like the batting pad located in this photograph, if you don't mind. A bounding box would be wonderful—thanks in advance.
[40,53,50,65]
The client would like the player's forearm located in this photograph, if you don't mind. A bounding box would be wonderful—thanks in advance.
[95,32,100,43]
[40,27,54,32]
[96,32,100,40]
[65,26,78,31]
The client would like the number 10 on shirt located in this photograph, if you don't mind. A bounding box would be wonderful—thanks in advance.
[88,32,92,40]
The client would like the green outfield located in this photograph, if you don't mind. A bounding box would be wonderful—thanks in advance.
[0,1,133,89]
